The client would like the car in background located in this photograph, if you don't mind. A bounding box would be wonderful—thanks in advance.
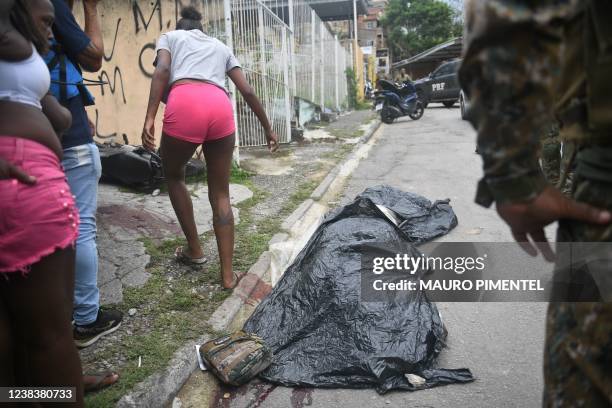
[413,59,462,108]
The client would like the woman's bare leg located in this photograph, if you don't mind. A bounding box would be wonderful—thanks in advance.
[203,134,235,288]
[0,247,84,407]
[160,133,203,258]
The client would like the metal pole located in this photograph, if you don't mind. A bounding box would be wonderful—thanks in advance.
[258,4,269,111]
[311,9,315,102]
[281,29,292,143]
[223,0,239,163]
[320,21,324,110]
[353,0,359,95]
[334,34,339,112]
[353,0,358,43]
[287,0,296,93]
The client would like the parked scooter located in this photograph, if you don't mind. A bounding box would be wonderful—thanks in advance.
[374,79,424,124]
[364,80,373,100]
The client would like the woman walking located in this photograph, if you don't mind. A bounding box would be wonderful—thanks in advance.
[0,0,84,404]
[142,7,278,289]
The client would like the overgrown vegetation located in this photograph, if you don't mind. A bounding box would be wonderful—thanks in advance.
[346,67,358,109]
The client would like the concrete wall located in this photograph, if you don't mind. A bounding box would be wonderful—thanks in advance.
[71,0,221,145]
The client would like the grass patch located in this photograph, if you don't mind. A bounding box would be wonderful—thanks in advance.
[281,180,319,215]
[230,161,254,184]
[84,265,216,407]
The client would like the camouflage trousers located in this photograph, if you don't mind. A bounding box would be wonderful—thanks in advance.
[541,127,561,185]
[543,175,612,407]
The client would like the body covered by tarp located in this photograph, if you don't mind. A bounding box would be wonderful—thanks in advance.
[243,185,473,393]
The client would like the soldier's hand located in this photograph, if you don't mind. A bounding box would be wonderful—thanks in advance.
[496,186,611,261]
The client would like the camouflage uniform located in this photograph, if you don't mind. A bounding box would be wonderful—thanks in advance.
[541,121,561,186]
[459,1,612,406]
[541,121,575,195]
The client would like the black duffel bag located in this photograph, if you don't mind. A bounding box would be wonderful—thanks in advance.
[98,143,207,192]
[98,143,163,192]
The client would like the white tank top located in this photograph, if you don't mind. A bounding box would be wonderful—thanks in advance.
[0,44,50,109]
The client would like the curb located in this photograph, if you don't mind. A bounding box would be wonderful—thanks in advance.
[281,198,315,231]
[360,118,382,144]
[116,118,382,407]
[116,332,210,408]
[208,251,271,332]
[116,252,271,408]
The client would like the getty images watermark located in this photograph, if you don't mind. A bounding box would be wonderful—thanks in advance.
[360,242,612,302]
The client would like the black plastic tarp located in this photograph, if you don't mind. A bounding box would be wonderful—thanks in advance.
[243,185,474,393]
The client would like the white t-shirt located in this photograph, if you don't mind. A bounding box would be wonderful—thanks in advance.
[155,30,240,89]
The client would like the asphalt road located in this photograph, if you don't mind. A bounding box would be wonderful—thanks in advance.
[334,105,547,407]
[179,105,549,408]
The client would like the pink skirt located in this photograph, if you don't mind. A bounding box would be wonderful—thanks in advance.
[0,137,79,274]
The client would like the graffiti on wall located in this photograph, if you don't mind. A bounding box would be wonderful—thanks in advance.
[87,0,199,143]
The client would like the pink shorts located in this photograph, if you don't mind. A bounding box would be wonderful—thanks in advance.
[0,137,79,274]
[163,82,236,144]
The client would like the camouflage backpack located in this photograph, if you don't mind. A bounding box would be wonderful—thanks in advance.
[199,331,272,386]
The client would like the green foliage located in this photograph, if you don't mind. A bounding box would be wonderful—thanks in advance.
[381,0,462,61]
[230,161,253,184]
[345,67,358,109]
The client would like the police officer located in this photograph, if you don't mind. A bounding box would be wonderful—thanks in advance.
[460,1,612,406]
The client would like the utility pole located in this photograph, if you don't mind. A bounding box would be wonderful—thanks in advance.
[353,0,358,43]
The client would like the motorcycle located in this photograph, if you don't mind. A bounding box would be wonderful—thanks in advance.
[374,79,424,124]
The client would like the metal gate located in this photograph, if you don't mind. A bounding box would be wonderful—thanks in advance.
[212,0,353,147]
[228,0,292,147]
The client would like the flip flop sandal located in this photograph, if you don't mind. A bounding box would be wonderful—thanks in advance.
[84,371,119,393]
[174,246,208,266]
[224,271,247,290]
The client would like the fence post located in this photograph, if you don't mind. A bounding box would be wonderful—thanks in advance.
[281,28,292,143]
[334,34,339,112]
[319,21,324,110]
[257,4,269,111]
[310,9,315,103]
[223,0,239,164]
[287,0,296,94]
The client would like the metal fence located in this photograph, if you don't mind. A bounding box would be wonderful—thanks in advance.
[198,0,353,147]
[228,0,292,147]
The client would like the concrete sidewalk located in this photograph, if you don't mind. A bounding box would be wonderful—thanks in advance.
[80,109,377,407]
[96,183,253,305]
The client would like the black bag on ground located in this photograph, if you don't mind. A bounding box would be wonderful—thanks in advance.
[98,143,206,192]
[243,185,473,394]
[98,143,163,192]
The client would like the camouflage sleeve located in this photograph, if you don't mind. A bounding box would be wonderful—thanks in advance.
[458,1,577,207]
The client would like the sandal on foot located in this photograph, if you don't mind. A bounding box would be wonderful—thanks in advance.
[174,247,207,266]
[224,271,247,290]
[84,371,119,393]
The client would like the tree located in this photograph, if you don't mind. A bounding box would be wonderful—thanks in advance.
[381,0,462,61]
